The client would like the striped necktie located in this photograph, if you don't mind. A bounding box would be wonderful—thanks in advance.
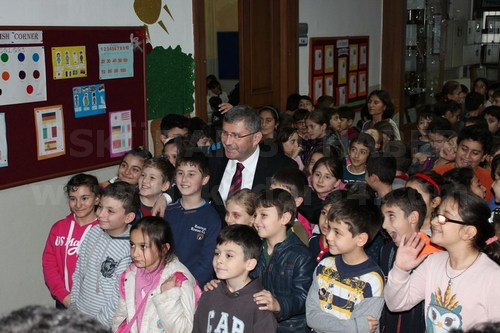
[227,162,244,199]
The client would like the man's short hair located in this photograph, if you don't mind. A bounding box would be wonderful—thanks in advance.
[381,187,426,229]
[457,124,493,156]
[223,105,261,133]
[217,224,262,261]
[327,195,381,244]
[366,153,397,185]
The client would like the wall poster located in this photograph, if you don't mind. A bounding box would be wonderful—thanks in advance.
[109,110,132,158]
[73,83,107,118]
[309,36,369,106]
[98,42,134,80]
[51,46,87,80]
[34,105,65,160]
[0,46,47,106]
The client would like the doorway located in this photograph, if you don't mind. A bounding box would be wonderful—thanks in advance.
[192,0,299,121]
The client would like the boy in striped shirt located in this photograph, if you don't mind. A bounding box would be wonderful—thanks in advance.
[306,195,385,333]
[71,181,138,328]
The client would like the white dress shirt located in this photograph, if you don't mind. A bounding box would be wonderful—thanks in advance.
[218,146,260,204]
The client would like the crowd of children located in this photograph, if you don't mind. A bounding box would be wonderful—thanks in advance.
[38,82,500,333]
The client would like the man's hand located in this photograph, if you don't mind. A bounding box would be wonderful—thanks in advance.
[151,194,167,217]
[253,289,280,312]
[203,279,220,292]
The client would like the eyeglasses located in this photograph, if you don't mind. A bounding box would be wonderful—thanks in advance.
[431,213,470,226]
[220,130,258,140]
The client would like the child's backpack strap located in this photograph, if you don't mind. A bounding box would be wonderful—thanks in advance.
[172,271,202,306]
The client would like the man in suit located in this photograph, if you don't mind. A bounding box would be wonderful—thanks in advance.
[209,105,297,219]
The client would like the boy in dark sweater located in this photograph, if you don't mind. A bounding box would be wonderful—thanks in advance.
[164,150,221,286]
[193,225,277,332]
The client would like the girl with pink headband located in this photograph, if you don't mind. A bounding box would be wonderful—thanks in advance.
[406,171,443,236]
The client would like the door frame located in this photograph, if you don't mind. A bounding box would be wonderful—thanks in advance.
[192,0,208,122]
[192,0,298,120]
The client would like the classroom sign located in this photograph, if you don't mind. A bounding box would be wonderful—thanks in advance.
[0,46,47,106]
[0,31,43,45]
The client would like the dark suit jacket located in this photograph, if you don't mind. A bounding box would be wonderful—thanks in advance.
[208,142,298,220]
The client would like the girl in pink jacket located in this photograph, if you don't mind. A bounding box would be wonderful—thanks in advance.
[42,173,100,308]
[112,216,197,333]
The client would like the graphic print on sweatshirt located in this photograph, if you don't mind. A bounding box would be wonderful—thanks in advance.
[426,283,463,333]
[101,256,118,278]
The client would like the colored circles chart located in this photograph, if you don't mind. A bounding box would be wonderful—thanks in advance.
[0,47,46,106]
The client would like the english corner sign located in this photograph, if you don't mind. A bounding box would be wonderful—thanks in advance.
[0,31,43,45]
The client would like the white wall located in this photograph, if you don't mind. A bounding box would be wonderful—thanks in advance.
[0,0,194,54]
[298,0,383,95]
[0,166,116,312]
[0,0,193,314]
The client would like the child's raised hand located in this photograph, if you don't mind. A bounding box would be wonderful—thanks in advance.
[253,289,280,312]
[367,315,378,333]
[203,279,220,292]
[394,233,428,272]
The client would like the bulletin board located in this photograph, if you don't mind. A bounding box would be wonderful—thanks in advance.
[0,26,147,190]
[309,36,369,107]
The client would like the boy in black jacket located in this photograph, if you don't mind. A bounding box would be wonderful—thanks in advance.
[252,189,316,332]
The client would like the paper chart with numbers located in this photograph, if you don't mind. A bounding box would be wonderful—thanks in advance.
[0,46,47,106]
